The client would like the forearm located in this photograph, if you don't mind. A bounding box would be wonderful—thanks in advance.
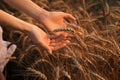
[3,0,49,22]
[0,10,31,33]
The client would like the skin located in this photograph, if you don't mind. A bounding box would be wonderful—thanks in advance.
[0,0,77,53]
[3,0,76,31]
[0,10,69,54]
[0,0,76,79]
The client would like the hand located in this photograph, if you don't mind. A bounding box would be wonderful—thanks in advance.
[0,27,16,73]
[28,25,69,54]
[40,11,76,32]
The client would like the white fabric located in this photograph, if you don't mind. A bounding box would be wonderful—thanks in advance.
[0,26,16,72]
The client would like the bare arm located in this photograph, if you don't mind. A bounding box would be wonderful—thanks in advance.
[3,0,49,23]
[0,10,69,53]
[0,10,31,33]
[3,0,75,31]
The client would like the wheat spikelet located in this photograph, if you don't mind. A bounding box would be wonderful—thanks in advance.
[85,34,113,46]
[68,43,82,49]
[61,52,85,76]
[91,44,113,54]
[55,66,59,80]
[22,36,29,49]
[36,1,49,9]
[26,68,47,80]
[97,36,113,45]
[50,0,70,12]
[9,30,24,42]
[6,56,16,60]
[25,45,36,52]
[90,71,106,80]
[110,6,120,20]
[86,2,101,10]
[86,53,109,65]
[1,0,120,80]
[53,28,76,34]
[32,59,55,71]
[18,53,25,62]
[65,46,76,58]
[60,70,71,80]
[84,58,98,75]
[75,34,88,51]
[20,46,43,67]
[31,59,56,80]
[111,37,120,55]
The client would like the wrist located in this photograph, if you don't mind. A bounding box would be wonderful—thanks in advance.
[38,12,55,31]
[24,23,45,36]
[18,21,34,33]
[33,8,49,22]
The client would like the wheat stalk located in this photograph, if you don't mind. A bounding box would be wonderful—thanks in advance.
[26,68,47,80]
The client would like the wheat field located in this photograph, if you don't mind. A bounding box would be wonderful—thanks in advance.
[0,0,120,80]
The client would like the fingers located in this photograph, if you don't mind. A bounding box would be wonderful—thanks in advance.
[65,22,84,35]
[51,34,67,42]
[41,45,52,54]
[50,40,70,51]
[51,42,68,51]
[46,39,70,54]
[65,22,80,30]
[49,34,65,39]
[63,13,76,21]
[50,39,69,46]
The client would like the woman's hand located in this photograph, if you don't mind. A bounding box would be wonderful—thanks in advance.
[3,0,77,34]
[0,10,69,54]
[3,0,76,32]
[28,25,69,54]
[39,12,76,32]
